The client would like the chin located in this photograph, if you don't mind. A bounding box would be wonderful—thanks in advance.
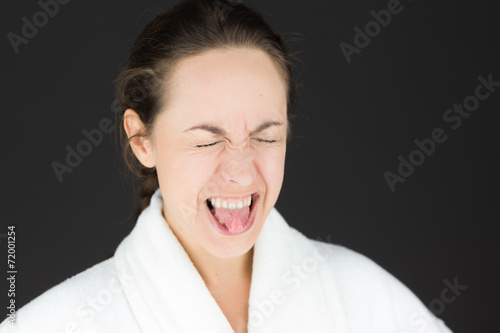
[206,230,258,258]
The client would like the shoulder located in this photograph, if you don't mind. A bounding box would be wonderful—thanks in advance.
[287,228,453,332]
[0,257,135,333]
[288,229,400,291]
[283,226,402,296]
[286,226,387,279]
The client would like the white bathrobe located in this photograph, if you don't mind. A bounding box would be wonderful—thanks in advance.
[0,188,453,332]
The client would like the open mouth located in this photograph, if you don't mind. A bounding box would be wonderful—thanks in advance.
[206,194,255,224]
[205,193,258,234]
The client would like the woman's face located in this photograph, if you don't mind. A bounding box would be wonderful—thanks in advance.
[138,47,288,259]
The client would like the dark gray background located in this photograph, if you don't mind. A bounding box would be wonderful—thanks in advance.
[1,0,499,331]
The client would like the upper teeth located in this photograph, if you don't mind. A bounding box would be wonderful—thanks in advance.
[209,196,252,209]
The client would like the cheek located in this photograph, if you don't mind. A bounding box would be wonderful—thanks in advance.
[175,154,220,204]
[256,147,286,191]
[155,145,206,205]
[158,154,215,227]
[177,160,211,199]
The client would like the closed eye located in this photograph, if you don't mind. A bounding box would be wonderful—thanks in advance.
[196,141,220,148]
[254,139,277,143]
[196,138,278,148]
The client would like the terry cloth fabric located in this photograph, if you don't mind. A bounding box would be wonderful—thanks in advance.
[0,188,454,332]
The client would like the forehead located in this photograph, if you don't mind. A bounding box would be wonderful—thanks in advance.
[159,47,287,128]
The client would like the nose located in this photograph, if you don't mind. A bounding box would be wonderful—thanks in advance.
[220,141,257,187]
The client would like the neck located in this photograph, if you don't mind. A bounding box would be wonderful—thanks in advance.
[193,246,254,287]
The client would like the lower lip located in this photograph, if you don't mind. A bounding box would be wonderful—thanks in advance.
[206,194,259,236]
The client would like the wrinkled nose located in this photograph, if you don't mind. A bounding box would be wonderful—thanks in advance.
[220,142,257,187]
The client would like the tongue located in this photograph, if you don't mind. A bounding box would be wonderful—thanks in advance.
[213,206,250,233]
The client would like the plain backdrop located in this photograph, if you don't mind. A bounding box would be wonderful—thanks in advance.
[1,0,499,331]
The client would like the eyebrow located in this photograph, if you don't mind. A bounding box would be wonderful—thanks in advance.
[184,120,283,136]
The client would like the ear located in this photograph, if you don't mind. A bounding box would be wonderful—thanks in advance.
[123,109,156,168]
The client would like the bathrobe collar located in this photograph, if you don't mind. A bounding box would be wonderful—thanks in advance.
[113,188,343,332]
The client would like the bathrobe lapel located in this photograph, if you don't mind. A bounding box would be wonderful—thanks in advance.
[247,204,343,332]
[114,188,341,332]
[113,189,234,332]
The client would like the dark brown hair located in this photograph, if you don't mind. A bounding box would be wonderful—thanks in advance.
[115,0,301,221]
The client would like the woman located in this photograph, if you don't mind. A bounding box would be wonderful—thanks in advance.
[0,0,453,332]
